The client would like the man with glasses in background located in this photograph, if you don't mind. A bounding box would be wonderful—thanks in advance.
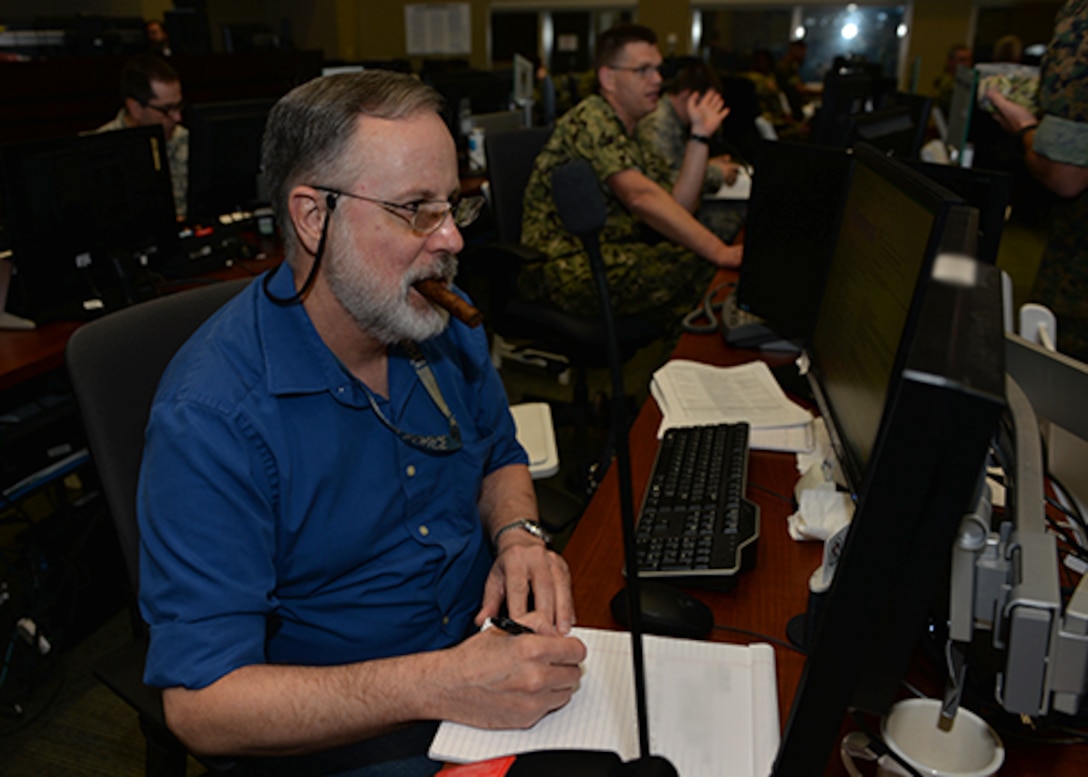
[520,23,742,325]
[95,53,188,219]
[136,71,584,776]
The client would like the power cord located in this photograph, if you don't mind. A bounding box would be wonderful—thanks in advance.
[681,281,734,334]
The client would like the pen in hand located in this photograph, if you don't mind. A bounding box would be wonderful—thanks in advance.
[489,615,536,635]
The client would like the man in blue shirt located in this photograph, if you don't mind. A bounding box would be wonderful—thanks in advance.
[137,71,584,776]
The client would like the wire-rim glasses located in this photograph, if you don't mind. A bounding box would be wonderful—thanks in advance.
[312,185,485,234]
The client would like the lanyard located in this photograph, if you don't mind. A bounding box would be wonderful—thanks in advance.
[356,341,462,454]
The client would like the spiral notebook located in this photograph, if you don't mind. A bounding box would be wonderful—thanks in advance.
[429,627,780,777]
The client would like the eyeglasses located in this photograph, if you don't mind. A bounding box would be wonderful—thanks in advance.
[607,63,665,79]
[142,100,185,117]
[312,186,485,234]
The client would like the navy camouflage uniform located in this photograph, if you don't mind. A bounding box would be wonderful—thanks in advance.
[636,97,745,244]
[1031,0,1088,361]
[519,95,716,322]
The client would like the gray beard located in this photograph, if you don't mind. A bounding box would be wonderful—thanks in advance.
[324,245,457,345]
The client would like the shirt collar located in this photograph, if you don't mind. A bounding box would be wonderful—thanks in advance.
[258,264,354,398]
[255,264,424,409]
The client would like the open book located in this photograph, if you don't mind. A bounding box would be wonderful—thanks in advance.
[429,627,779,777]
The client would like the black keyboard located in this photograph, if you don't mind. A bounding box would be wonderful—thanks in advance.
[634,423,760,590]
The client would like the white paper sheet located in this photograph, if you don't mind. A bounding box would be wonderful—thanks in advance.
[429,627,780,777]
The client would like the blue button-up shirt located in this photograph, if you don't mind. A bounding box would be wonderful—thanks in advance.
[137,267,527,689]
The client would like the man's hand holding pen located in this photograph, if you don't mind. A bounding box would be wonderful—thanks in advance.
[430,609,586,730]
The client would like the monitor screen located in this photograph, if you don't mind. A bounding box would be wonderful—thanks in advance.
[807,144,971,490]
[735,140,855,343]
[186,98,277,221]
[0,126,176,322]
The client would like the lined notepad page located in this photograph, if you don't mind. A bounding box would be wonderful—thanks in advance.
[429,627,779,777]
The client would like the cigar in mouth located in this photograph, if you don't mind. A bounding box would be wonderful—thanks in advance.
[413,278,483,328]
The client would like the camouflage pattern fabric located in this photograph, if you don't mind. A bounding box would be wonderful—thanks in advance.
[636,98,745,243]
[520,95,715,321]
[1031,0,1088,361]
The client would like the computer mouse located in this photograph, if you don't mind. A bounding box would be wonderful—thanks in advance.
[609,581,714,640]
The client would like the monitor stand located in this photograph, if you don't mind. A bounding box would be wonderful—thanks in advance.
[0,259,35,330]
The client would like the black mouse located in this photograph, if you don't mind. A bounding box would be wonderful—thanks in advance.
[609,581,714,640]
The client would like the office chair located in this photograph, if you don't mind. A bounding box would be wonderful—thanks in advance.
[66,279,251,777]
[462,127,663,503]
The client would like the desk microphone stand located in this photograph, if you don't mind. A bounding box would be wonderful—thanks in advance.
[552,160,677,777]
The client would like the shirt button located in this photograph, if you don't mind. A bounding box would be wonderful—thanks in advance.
[442,615,450,626]
[419,525,429,537]
[406,465,416,477]
[337,386,345,394]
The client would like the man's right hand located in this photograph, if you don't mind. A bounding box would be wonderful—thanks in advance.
[432,613,587,730]
[687,90,730,138]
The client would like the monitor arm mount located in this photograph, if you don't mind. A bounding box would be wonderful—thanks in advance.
[947,375,1088,719]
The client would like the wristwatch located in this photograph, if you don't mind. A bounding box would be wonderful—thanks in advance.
[493,518,552,546]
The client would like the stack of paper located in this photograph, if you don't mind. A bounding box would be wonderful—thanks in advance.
[706,167,753,201]
[651,359,814,452]
[429,627,779,777]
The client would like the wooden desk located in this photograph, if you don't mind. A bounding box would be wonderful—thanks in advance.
[0,256,276,392]
[560,271,1087,776]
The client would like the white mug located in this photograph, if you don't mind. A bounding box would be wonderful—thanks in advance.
[841,698,1004,777]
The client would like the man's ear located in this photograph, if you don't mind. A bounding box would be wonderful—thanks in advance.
[597,67,615,97]
[288,186,327,257]
[123,97,144,122]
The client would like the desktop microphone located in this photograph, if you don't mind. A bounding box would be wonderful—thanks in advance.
[551,159,678,777]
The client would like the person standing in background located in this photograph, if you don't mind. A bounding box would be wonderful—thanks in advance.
[935,44,974,116]
[988,0,1088,361]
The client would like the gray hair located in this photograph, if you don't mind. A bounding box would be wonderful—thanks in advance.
[261,70,446,261]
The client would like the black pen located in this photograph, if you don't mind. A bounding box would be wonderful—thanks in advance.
[491,615,535,635]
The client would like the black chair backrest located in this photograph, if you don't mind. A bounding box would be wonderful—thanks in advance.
[66,279,250,590]
[484,126,551,244]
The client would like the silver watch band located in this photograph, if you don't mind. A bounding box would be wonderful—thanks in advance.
[492,518,552,546]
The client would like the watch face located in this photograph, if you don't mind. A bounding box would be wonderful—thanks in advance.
[527,522,551,541]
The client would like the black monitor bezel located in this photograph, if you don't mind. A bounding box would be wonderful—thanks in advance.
[774,257,1006,774]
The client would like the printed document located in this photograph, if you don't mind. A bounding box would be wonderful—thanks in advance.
[651,359,814,452]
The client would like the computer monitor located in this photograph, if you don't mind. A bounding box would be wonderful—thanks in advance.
[186,98,277,221]
[811,71,877,148]
[0,126,177,323]
[774,255,1006,773]
[806,143,975,489]
[733,140,855,344]
[905,160,1013,266]
[846,104,919,158]
[425,69,513,147]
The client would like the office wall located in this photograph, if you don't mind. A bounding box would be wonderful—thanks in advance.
[638,0,692,55]
[909,0,976,96]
